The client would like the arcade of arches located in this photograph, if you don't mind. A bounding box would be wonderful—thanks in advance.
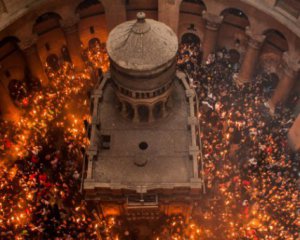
[1,0,298,139]
[0,0,299,239]
[0,0,298,118]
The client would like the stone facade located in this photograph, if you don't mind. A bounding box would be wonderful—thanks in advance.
[107,12,178,123]
[83,13,202,218]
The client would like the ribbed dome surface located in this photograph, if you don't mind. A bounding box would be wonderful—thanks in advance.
[106,12,178,72]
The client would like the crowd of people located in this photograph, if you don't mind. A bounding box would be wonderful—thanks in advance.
[0,39,299,239]
[163,42,299,239]
[0,44,114,239]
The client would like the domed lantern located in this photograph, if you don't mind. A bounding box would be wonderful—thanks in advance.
[106,12,178,122]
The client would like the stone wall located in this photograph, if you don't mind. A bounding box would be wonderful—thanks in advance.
[0,0,299,121]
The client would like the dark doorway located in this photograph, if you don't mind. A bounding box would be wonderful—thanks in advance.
[138,105,149,122]
[61,45,72,63]
[228,49,240,63]
[125,102,134,120]
[181,33,200,44]
[153,101,163,119]
[46,54,60,72]
[101,135,111,150]
[88,38,101,49]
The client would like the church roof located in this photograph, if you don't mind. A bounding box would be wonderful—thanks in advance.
[106,12,178,72]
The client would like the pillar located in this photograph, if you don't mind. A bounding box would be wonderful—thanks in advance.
[236,28,265,84]
[149,105,154,122]
[101,0,126,32]
[62,18,85,72]
[0,82,20,120]
[133,104,139,122]
[19,38,49,86]
[268,52,300,113]
[202,11,223,64]
[158,0,181,35]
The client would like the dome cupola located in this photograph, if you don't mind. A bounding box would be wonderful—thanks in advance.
[107,12,178,123]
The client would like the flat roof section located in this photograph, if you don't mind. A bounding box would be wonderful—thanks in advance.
[90,79,197,190]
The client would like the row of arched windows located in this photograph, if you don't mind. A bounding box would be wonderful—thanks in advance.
[179,0,289,55]
[121,101,166,122]
[28,0,290,53]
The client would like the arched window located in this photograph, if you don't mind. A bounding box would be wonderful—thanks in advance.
[88,38,101,50]
[125,102,134,119]
[33,12,62,35]
[218,8,250,49]
[180,0,206,15]
[0,36,20,49]
[220,8,249,31]
[138,105,149,122]
[262,29,288,53]
[153,101,163,119]
[61,45,72,63]
[76,0,105,19]
[179,0,206,42]
[259,29,288,75]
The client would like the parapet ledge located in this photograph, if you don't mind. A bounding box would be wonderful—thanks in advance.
[185,89,195,98]
[92,90,103,98]
[188,116,198,126]
[189,145,200,156]
[83,179,96,189]
[86,148,97,155]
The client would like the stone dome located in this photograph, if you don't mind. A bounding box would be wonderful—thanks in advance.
[106,12,178,73]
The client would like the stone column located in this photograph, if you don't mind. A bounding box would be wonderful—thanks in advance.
[101,0,126,32]
[19,37,49,86]
[158,0,181,35]
[0,82,20,120]
[268,52,300,113]
[149,105,154,122]
[236,28,266,84]
[202,11,223,64]
[62,18,85,72]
